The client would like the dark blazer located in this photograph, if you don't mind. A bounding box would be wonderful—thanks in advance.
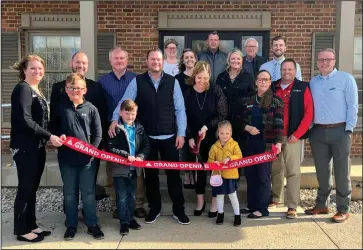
[242,55,267,80]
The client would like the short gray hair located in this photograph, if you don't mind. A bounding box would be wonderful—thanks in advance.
[318,48,336,58]
[109,46,128,59]
[244,38,259,48]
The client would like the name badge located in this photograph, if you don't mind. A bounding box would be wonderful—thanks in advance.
[247,105,253,108]
[293,89,301,92]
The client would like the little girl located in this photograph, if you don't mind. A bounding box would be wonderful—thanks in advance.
[208,120,242,226]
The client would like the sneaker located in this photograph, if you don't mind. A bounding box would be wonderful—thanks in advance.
[234,215,241,226]
[332,212,349,223]
[216,213,224,225]
[129,219,142,230]
[64,226,77,241]
[120,224,129,235]
[173,212,190,225]
[286,208,297,219]
[87,225,104,240]
[145,210,160,224]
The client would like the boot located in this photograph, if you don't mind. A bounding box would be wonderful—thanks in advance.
[216,213,224,225]
[234,215,241,226]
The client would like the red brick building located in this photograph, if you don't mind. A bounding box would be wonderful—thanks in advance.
[1,0,362,157]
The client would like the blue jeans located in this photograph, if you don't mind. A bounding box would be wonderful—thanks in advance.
[113,171,137,224]
[59,161,98,228]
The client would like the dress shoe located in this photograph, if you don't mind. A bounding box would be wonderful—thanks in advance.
[234,215,241,226]
[240,208,251,214]
[286,208,297,219]
[247,211,268,219]
[194,202,206,216]
[64,226,77,241]
[208,210,217,218]
[134,208,147,218]
[332,212,349,223]
[304,207,329,215]
[17,234,44,242]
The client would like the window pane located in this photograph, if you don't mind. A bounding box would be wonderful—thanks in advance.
[192,40,207,54]
[241,36,263,56]
[163,36,185,58]
[354,36,362,72]
[33,36,46,52]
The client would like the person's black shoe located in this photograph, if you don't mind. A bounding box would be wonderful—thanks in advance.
[134,208,147,218]
[120,224,129,235]
[113,209,120,219]
[129,219,142,230]
[145,210,160,224]
[240,208,251,214]
[64,227,77,241]
[17,234,44,242]
[194,202,206,216]
[173,212,190,225]
[234,215,241,226]
[95,185,108,201]
[208,210,218,218]
[34,230,51,237]
[216,213,224,225]
[87,225,104,240]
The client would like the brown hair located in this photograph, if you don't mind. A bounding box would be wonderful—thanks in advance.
[187,61,211,89]
[120,99,138,112]
[164,38,178,49]
[178,48,197,73]
[146,48,163,59]
[256,70,273,109]
[271,35,287,45]
[12,54,45,83]
[66,72,86,87]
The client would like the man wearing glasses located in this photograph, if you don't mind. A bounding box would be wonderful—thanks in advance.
[50,52,108,213]
[270,58,314,219]
[260,36,302,81]
[242,38,267,79]
[305,48,358,223]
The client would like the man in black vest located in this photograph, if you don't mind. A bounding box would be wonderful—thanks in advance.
[50,52,108,208]
[270,58,314,219]
[108,48,189,225]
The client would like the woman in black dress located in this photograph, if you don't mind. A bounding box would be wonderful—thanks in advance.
[10,55,63,242]
[184,61,228,216]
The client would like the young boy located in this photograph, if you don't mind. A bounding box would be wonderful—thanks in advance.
[108,99,150,235]
[50,73,104,241]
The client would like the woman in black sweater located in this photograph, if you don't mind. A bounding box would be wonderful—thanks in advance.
[184,61,228,216]
[10,55,63,242]
[216,48,255,151]
[175,49,197,189]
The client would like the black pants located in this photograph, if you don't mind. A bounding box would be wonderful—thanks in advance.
[145,136,185,214]
[13,146,46,235]
[192,137,211,195]
[243,139,272,215]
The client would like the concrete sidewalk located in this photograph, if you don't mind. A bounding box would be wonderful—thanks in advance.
[2,205,362,249]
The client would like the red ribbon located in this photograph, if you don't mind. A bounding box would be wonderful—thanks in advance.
[63,136,277,171]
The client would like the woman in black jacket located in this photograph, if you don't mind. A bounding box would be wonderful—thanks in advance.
[10,55,63,242]
[216,48,255,151]
[184,61,228,217]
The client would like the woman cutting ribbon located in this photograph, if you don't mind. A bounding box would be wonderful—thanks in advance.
[183,61,228,217]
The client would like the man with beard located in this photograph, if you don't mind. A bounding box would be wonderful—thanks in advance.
[50,52,108,211]
[108,48,189,225]
[260,36,302,81]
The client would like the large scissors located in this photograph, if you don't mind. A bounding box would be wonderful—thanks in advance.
[190,134,206,170]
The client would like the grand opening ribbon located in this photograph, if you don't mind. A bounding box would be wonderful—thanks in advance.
[64,136,277,171]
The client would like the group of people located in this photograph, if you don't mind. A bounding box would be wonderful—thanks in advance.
[9,30,358,243]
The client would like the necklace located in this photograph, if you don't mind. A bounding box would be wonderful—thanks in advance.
[196,91,207,110]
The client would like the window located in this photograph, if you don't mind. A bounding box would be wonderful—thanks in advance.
[354,35,362,73]
[159,31,269,57]
[30,34,81,100]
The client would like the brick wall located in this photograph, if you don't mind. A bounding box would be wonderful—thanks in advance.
[1,0,362,157]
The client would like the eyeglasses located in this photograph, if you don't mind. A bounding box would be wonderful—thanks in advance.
[317,58,335,63]
[256,78,271,83]
[166,47,177,51]
[66,86,85,91]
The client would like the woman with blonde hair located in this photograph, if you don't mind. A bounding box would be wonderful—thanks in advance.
[10,55,63,242]
[183,61,228,217]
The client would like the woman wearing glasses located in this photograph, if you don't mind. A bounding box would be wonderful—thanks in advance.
[183,61,228,217]
[163,39,179,76]
[241,70,283,219]
[10,55,64,242]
